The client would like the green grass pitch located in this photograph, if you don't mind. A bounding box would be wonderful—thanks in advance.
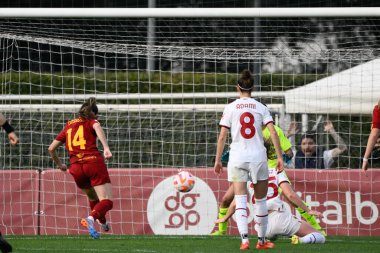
[6,235,380,253]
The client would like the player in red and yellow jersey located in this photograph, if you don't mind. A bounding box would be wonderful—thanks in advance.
[362,100,380,174]
[48,97,113,239]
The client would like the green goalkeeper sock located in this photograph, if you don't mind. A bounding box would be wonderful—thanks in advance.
[218,207,228,232]
[296,206,322,231]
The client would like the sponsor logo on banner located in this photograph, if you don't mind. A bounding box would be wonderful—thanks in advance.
[147,175,217,235]
[296,191,379,225]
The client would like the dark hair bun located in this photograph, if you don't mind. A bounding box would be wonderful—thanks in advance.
[238,69,254,91]
[241,70,252,79]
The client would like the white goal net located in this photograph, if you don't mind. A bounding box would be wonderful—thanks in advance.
[0,9,379,237]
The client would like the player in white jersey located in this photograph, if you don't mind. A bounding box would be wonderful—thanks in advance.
[214,69,284,250]
[215,168,326,245]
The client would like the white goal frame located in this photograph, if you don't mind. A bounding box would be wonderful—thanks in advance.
[0,7,379,18]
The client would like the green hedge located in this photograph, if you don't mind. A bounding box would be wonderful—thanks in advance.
[1,71,327,95]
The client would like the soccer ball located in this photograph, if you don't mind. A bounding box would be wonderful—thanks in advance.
[173,170,195,192]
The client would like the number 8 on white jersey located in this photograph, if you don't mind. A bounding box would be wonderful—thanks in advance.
[219,97,273,163]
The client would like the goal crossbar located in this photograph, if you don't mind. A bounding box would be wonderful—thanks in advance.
[0,103,284,113]
[0,92,284,101]
[0,8,379,18]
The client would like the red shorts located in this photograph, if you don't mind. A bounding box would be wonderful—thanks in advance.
[69,159,111,189]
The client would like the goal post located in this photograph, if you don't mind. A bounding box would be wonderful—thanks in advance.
[0,7,380,17]
[0,8,379,237]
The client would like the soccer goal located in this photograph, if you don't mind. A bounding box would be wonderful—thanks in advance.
[0,8,379,237]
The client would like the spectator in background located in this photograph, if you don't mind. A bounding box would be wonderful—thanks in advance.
[362,100,380,174]
[0,112,18,253]
[289,120,347,169]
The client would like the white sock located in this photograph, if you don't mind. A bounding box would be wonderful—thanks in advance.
[254,197,268,241]
[300,232,326,244]
[234,195,248,243]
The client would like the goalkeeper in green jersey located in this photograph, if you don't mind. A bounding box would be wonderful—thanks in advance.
[211,124,326,237]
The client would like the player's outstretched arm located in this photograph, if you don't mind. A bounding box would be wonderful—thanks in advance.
[93,122,112,160]
[48,140,67,171]
[280,181,322,218]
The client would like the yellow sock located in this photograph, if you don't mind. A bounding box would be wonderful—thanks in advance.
[218,207,228,232]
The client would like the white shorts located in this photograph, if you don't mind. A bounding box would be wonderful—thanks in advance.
[227,161,268,183]
[264,208,302,239]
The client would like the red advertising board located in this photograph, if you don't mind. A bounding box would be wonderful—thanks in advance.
[0,170,38,235]
[1,169,379,236]
[286,169,380,236]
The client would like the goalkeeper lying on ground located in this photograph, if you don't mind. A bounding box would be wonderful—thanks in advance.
[215,167,326,244]
[211,125,326,238]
